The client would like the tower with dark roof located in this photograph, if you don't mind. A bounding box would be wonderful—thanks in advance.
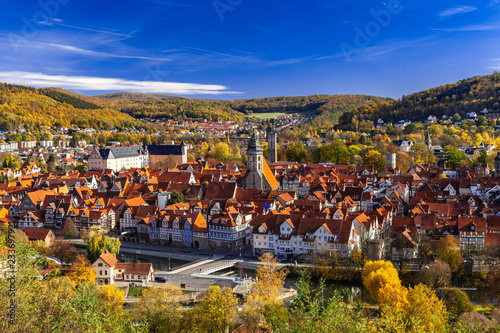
[243,132,264,189]
[267,125,277,164]
[425,130,432,149]
[241,132,280,191]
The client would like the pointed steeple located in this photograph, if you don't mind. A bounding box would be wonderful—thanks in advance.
[247,131,263,153]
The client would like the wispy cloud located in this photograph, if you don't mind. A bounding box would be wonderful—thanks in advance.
[322,37,433,63]
[439,6,477,18]
[5,37,172,62]
[38,18,134,38]
[227,49,254,55]
[0,71,241,95]
[47,43,172,61]
[489,0,499,7]
[431,24,500,32]
[182,46,253,60]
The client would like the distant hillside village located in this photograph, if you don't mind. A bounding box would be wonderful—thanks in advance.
[4,126,500,264]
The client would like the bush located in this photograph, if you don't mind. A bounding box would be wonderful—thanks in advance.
[456,311,496,332]
[438,287,474,320]
[419,259,451,289]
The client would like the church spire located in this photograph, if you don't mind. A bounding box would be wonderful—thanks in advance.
[425,129,431,148]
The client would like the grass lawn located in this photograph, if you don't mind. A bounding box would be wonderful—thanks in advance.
[251,112,287,119]
[476,304,494,317]
[127,286,148,298]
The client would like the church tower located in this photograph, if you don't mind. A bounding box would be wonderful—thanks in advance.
[243,132,264,189]
[266,125,277,164]
[425,130,432,149]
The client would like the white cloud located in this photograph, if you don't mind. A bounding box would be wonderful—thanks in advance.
[0,71,240,95]
[439,6,477,17]
[431,24,500,32]
[182,46,253,60]
[47,43,172,61]
[38,18,134,38]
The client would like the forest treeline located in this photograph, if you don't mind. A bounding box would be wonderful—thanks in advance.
[337,73,500,130]
[0,84,136,130]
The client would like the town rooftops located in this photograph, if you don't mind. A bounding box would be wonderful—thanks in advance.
[98,250,119,267]
[147,144,184,155]
[98,145,147,159]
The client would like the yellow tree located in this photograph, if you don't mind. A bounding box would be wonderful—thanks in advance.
[362,149,385,170]
[362,260,407,310]
[67,255,96,285]
[132,283,183,332]
[214,142,232,161]
[253,252,288,305]
[242,253,289,331]
[403,284,447,332]
[99,285,126,313]
[194,285,239,333]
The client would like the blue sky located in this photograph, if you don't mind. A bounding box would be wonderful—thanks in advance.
[0,0,499,99]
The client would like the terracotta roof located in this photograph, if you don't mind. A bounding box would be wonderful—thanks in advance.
[97,250,118,267]
[262,159,279,190]
[23,228,52,241]
[114,262,153,275]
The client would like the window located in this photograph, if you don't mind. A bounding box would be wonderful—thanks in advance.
[100,271,102,275]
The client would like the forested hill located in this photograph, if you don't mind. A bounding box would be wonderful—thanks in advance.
[106,94,389,123]
[337,73,500,130]
[0,83,398,131]
[0,83,137,130]
[229,95,390,122]
[96,92,188,102]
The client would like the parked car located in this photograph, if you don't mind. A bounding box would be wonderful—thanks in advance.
[155,277,167,283]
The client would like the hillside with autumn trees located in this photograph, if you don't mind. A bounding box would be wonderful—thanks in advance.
[337,72,500,130]
[0,84,137,131]
[102,93,388,123]
[4,73,500,132]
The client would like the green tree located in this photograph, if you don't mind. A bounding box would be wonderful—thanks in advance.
[438,287,474,320]
[441,146,467,169]
[168,191,185,205]
[287,270,367,333]
[318,140,349,164]
[477,149,488,165]
[285,143,308,162]
[85,228,121,262]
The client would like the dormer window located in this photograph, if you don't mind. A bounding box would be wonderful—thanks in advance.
[471,225,475,231]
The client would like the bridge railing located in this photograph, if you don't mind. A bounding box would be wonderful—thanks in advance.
[199,260,239,275]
